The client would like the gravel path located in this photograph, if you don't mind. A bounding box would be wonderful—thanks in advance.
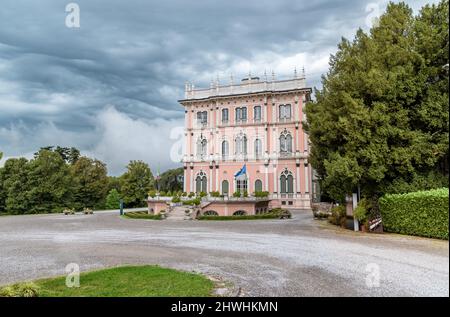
[0,211,448,296]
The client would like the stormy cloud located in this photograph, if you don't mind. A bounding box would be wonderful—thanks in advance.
[0,0,436,174]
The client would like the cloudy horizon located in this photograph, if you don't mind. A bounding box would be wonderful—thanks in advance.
[0,0,437,175]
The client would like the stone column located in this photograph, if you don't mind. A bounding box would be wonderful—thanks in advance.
[304,163,309,193]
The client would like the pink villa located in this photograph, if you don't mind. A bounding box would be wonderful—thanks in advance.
[177,70,314,215]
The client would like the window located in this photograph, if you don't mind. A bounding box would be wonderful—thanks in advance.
[279,129,293,155]
[222,108,229,123]
[235,133,247,156]
[236,174,247,194]
[221,140,229,159]
[203,210,218,216]
[195,171,207,193]
[280,169,294,194]
[197,137,207,159]
[233,210,247,216]
[222,180,229,195]
[255,179,263,192]
[235,107,247,123]
[197,111,208,126]
[254,138,262,159]
[254,106,261,122]
[279,104,291,120]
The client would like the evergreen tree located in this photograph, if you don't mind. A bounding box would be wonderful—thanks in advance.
[304,1,449,201]
[105,189,121,210]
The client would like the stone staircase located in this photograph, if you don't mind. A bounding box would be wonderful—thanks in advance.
[165,205,191,221]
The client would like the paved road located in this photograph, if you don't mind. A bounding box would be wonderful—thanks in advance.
[0,211,448,296]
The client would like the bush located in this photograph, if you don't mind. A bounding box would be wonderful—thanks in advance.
[148,190,157,198]
[269,208,292,219]
[0,282,40,297]
[254,191,269,198]
[328,205,346,227]
[171,196,181,203]
[379,188,449,239]
[243,191,248,198]
[232,191,241,198]
[188,192,195,198]
[182,198,201,206]
[182,192,187,197]
[210,191,221,197]
[353,199,369,224]
[199,192,207,198]
[123,211,162,220]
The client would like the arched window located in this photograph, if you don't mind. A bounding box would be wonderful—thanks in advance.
[203,210,218,216]
[280,169,294,194]
[235,132,247,156]
[221,140,229,160]
[279,129,293,156]
[195,171,207,193]
[233,210,247,216]
[254,139,262,159]
[222,180,229,195]
[197,137,207,159]
[222,108,229,123]
[254,179,263,192]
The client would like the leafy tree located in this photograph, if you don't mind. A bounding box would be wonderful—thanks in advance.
[120,160,154,207]
[26,150,72,213]
[157,167,183,192]
[105,189,121,210]
[1,158,30,214]
[304,1,449,201]
[71,157,109,209]
[107,176,121,193]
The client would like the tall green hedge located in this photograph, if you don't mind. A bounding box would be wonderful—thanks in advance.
[379,188,449,240]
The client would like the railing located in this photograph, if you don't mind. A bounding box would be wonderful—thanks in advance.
[184,77,307,100]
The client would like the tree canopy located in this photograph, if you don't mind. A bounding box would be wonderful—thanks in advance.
[304,1,449,201]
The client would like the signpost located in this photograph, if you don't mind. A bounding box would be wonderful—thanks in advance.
[119,199,124,216]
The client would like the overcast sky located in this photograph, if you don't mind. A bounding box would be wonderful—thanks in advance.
[0,0,438,175]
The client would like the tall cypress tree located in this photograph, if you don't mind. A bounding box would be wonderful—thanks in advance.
[304,1,449,201]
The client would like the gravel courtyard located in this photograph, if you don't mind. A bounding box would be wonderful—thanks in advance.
[0,210,448,296]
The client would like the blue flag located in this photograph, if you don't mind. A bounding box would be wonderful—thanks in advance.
[234,164,247,177]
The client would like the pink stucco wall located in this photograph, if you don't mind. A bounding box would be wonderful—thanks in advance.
[181,79,313,209]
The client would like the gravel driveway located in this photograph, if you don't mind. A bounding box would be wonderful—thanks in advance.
[0,210,448,296]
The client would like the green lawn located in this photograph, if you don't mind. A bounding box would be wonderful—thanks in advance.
[122,211,162,220]
[2,265,215,297]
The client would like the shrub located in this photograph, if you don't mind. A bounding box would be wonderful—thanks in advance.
[188,192,195,198]
[171,196,181,203]
[210,191,221,197]
[232,191,241,198]
[182,198,201,206]
[353,198,369,224]
[243,191,248,198]
[379,188,449,239]
[328,205,346,227]
[0,282,40,297]
[199,192,207,198]
[182,192,187,197]
[159,191,166,196]
[148,190,157,198]
[254,191,269,198]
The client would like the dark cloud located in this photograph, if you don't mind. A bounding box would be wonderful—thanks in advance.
[0,0,437,174]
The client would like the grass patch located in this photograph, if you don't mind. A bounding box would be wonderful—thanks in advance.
[0,265,215,297]
[123,211,162,220]
[198,214,280,221]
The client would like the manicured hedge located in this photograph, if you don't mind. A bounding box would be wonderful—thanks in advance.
[379,188,449,240]
[198,214,280,221]
[123,211,162,220]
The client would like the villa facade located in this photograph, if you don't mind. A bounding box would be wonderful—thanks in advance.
[179,71,313,209]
